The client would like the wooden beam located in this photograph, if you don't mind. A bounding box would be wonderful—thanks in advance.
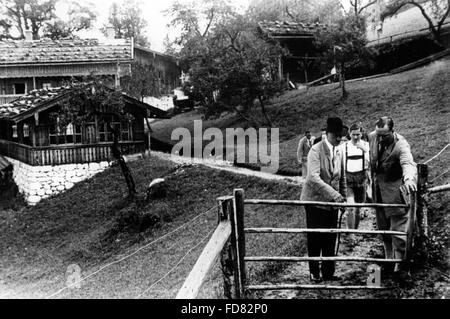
[245,256,402,263]
[417,164,428,237]
[246,284,391,291]
[427,184,450,194]
[390,49,450,74]
[218,197,236,299]
[244,228,406,236]
[271,35,314,39]
[244,199,409,208]
[176,221,231,299]
[233,189,246,298]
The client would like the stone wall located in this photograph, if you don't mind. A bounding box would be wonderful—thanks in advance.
[5,156,111,205]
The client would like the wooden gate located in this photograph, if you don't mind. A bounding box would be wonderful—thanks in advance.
[177,188,419,299]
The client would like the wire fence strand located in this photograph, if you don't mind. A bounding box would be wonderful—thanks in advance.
[430,168,450,184]
[135,227,216,299]
[45,205,217,299]
[423,143,450,165]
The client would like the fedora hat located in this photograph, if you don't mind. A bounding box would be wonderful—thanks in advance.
[325,117,347,136]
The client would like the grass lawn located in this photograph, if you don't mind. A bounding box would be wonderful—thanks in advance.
[0,156,305,298]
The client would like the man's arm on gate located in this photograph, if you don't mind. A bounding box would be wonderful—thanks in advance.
[308,147,343,202]
[398,140,418,185]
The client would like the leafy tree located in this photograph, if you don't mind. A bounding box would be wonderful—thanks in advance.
[381,0,450,47]
[0,0,57,39]
[247,0,343,24]
[314,14,369,98]
[102,0,150,47]
[43,2,97,39]
[121,62,160,101]
[166,0,285,125]
[0,0,96,40]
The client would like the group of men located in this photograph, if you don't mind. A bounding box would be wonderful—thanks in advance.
[297,117,417,283]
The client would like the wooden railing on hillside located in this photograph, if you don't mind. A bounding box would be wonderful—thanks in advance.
[0,139,146,166]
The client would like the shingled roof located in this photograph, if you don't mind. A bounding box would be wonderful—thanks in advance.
[0,38,133,65]
[258,20,326,37]
[0,155,11,171]
[0,85,169,121]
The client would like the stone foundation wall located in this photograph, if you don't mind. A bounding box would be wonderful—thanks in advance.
[5,157,111,205]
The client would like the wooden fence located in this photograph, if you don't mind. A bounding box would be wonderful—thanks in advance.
[176,163,448,299]
[0,139,145,166]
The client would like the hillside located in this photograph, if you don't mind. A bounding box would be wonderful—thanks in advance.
[152,56,449,173]
[0,156,304,298]
[0,57,448,299]
[151,56,450,298]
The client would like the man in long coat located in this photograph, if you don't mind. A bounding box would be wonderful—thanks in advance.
[297,131,315,177]
[300,117,347,283]
[369,117,417,274]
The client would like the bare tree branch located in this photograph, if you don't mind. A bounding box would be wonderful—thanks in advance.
[437,0,450,31]
[358,0,377,14]
[202,8,215,38]
[285,5,296,20]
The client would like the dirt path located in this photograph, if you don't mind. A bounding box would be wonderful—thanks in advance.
[151,151,303,185]
[153,151,399,299]
[255,209,395,299]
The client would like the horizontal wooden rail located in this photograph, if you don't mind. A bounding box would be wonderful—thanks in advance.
[245,256,402,263]
[244,228,406,236]
[244,199,409,208]
[428,184,450,194]
[246,284,390,291]
[176,221,231,299]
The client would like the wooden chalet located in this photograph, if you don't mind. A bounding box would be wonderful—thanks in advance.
[0,36,182,105]
[134,45,181,95]
[0,86,169,166]
[0,37,134,105]
[258,21,327,85]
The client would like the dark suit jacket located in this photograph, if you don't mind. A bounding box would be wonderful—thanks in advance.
[368,131,417,216]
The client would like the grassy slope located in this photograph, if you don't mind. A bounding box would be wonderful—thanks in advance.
[152,57,450,298]
[153,57,449,173]
[0,156,305,298]
[1,58,448,299]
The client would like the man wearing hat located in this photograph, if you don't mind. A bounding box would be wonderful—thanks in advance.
[300,117,348,283]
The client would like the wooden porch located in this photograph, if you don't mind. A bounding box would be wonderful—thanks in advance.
[0,139,146,166]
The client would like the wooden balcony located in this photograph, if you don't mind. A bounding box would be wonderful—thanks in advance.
[0,139,146,166]
[0,95,23,105]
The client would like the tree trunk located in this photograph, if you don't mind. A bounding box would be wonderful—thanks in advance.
[111,125,137,199]
[339,63,348,99]
[258,96,272,127]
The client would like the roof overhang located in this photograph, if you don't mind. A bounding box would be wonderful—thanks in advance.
[8,91,170,123]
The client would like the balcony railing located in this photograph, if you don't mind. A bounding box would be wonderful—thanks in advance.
[0,95,23,105]
[0,139,146,166]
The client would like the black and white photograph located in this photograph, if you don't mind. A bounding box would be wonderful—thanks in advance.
[0,0,449,304]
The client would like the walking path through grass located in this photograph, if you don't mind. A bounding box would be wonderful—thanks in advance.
[152,151,303,185]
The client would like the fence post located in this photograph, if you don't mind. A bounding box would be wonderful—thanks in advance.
[233,189,246,298]
[417,164,429,238]
[218,197,238,299]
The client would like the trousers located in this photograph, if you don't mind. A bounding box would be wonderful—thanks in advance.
[375,185,408,260]
[305,206,339,278]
